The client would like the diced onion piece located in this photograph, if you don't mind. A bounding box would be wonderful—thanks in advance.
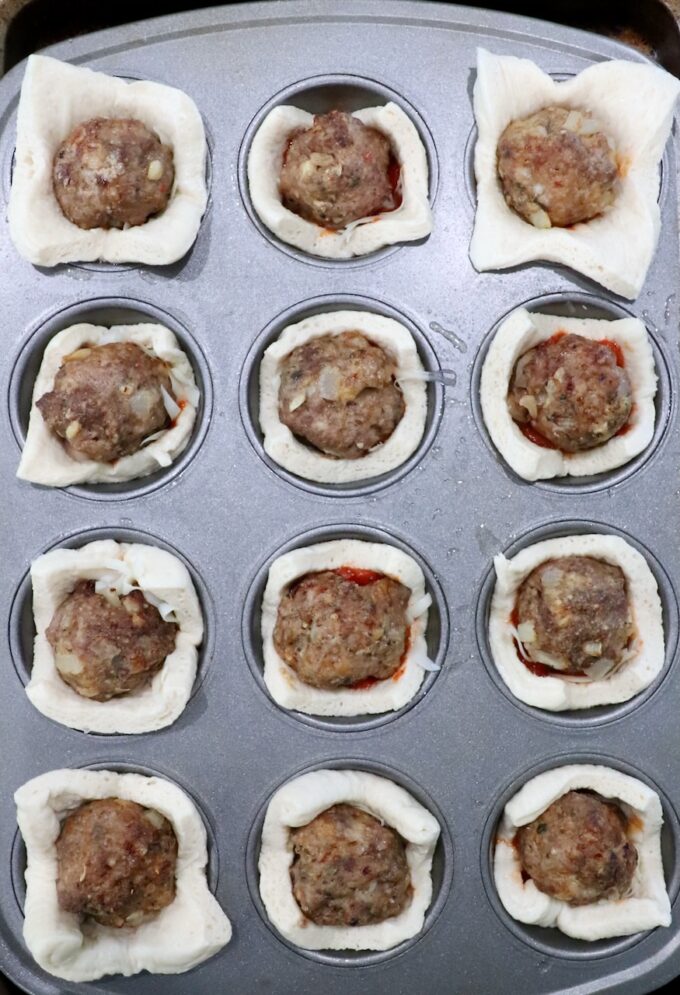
[65,420,81,440]
[288,392,306,412]
[583,640,603,657]
[407,593,432,623]
[516,621,536,644]
[64,348,91,361]
[518,395,538,420]
[318,367,340,401]
[147,159,163,181]
[414,654,440,673]
[161,385,181,420]
[579,116,602,135]
[144,808,166,829]
[564,110,582,132]
[529,208,552,229]
[54,652,83,676]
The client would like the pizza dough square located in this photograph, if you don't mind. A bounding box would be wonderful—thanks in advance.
[9,55,207,266]
[470,48,680,298]
[15,768,231,981]
[27,540,203,734]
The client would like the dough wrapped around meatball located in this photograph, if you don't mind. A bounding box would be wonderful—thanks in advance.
[507,332,633,452]
[53,117,174,230]
[515,555,633,676]
[290,803,412,926]
[56,798,177,928]
[516,789,637,906]
[273,569,410,689]
[46,579,178,701]
[278,331,405,459]
[36,341,174,464]
[280,110,398,229]
[497,105,618,228]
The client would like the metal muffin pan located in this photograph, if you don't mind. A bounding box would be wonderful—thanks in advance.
[1,2,680,993]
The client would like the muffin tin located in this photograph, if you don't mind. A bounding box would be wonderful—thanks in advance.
[1,2,679,992]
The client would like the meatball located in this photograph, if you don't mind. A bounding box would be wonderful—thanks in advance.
[508,333,633,452]
[273,569,410,689]
[497,105,618,228]
[53,117,174,230]
[515,556,633,675]
[516,790,637,905]
[46,580,178,701]
[280,110,397,229]
[37,341,174,463]
[56,798,177,927]
[290,803,412,926]
[278,331,405,459]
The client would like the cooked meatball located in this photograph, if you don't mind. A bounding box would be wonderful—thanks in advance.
[273,569,410,689]
[497,105,618,228]
[53,117,174,230]
[290,803,412,926]
[516,790,637,905]
[37,341,174,463]
[46,580,178,701]
[280,109,397,229]
[515,556,633,675]
[508,333,633,452]
[56,798,177,927]
[278,331,405,459]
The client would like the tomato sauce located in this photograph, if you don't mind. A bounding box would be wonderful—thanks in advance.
[334,566,384,586]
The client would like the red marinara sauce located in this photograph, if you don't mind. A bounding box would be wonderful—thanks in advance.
[334,566,384,586]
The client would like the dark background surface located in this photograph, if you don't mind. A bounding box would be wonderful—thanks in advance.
[0,1,678,992]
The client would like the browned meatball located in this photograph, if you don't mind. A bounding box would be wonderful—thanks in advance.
[516,790,637,906]
[497,106,618,228]
[37,341,174,463]
[53,117,174,230]
[46,580,178,701]
[508,333,633,452]
[278,331,405,459]
[290,803,412,926]
[515,556,633,675]
[280,110,397,229]
[56,798,177,927]
[273,569,410,689]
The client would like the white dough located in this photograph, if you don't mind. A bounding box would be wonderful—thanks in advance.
[494,764,670,940]
[261,539,432,716]
[9,55,207,266]
[17,323,199,487]
[259,769,440,950]
[247,103,432,258]
[27,540,203,734]
[480,308,657,481]
[15,768,231,981]
[259,310,427,483]
[470,48,680,299]
[490,534,664,711]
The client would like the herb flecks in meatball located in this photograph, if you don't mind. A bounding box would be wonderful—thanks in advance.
[497,106,618,228]
[37,341,174,464]
[56,798,177,928]
[516,790,637,906]
[47,579,178,701]
[290,803,412,926]
[515,556,633,675]
[278,331,405,459]
[273,569,410,689]
[53,117,174,230]
[280,110,398,229]
[508,333,633,452]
